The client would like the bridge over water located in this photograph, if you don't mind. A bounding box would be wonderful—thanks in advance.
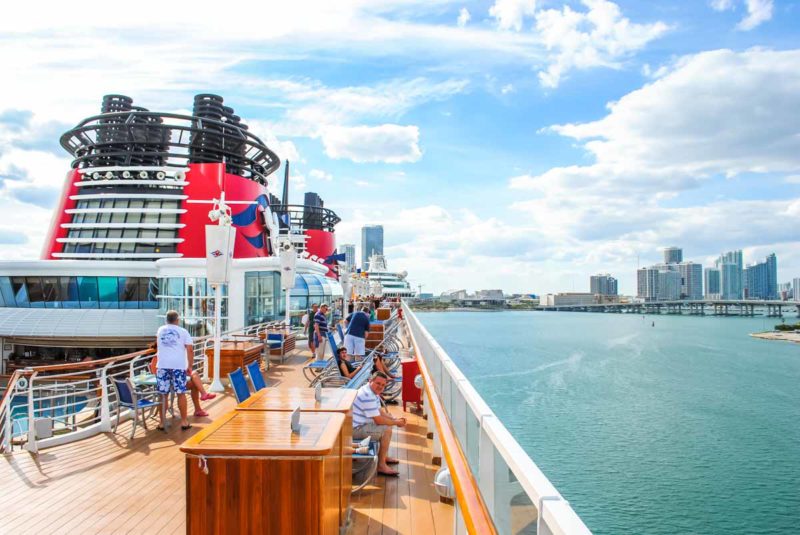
[538,300,800,317]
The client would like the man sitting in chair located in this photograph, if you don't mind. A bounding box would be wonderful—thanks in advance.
[352,372,406,476]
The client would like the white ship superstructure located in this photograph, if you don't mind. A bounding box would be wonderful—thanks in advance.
[365,254,416,298]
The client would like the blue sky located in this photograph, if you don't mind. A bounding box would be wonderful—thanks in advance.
[0,0,798,294]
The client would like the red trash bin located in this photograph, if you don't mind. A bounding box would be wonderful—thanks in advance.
[401,359,422,411]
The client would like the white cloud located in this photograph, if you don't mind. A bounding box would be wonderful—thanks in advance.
[321,124,422,164]
[738,0,773,30]
[457,7,471,27]
[516,48,800,198]
[501,83,515,94]
[785,175,800,184]
[309,169,333,181]
[708,0,773,30]
[534,0,670,88]
[490,0,537,31]
[710,0,734,10]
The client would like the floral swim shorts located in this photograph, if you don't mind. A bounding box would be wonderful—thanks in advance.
[156,368,188,394]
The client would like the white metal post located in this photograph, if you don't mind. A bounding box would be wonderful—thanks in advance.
[209,283,224,392]
[25,372,37,453]
[285,287,291,326]
[99,365,111,432]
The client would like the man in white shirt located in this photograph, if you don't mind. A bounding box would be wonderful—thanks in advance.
[352,372,406,476]
[155,310,194,430]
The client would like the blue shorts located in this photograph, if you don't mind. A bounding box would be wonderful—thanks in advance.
[156,368,188,394]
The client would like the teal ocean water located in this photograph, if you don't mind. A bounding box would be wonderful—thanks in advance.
[415,311,800,535]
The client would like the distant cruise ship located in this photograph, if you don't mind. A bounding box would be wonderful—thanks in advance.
[365,253,416,298]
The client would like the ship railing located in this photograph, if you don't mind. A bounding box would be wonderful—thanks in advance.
[402,302,592,535]
[0,320,284,454]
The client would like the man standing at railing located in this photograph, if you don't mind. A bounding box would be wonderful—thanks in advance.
[344,306,370,361]
[352,372,406,476]
[155,310,194,431]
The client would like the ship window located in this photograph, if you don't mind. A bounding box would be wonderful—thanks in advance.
[76,243,91,253]
[63,244,75,253]
[0,277,16,307]
[127,211,143,224]
[87,200,101,209]
[142,278,159,308]
[135,243,155,254]
[94,229,108,238]
[119,242,135,254]
[77,277,99,308]
[60,277,80,308]
[166,277,183,296]
[111,212,126,223]
[11,277,29,307]
[105,242,120,254]
[118,277,139,309]
[41,277,59,308]
[141,229,157,239]
[156,229,174,238]
[145,200,161,209]
[79,230,93,239]
[143,212,159,223]
[129,199,145,209]
[107,229,122,239]
[95,212,109,224]
[160,213,178,224]
[122,229,138,239]
[25,277,45,307]
[72,213,85,224]
[97,277,118,309]
[154,245,175,254]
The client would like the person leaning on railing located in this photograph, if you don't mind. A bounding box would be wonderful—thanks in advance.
[352,371,406,477]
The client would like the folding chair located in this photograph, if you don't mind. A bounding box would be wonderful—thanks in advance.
[228,368,251,403]
[245,360,267,392]
[112,378,160,439]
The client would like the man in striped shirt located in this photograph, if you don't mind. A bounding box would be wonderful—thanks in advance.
[313,303,329,361]
[352,372,406,476]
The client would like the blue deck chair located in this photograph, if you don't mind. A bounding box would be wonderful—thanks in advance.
[228,368,251,403]
[112,378,159,439]
[337,323,346,343]
[245,360,267,392]
[327,332,340,355]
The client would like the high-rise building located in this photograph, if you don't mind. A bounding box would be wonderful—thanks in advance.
[715,250,743,299]
[340,243,356,272]
[704,267,721,299]
[663,247,683,264]
[793,277,800,301]
[745,253,778,300]
[361,225,384,270]
[590,274,618,296]
[658,269,681,300]
[678,262,703,300]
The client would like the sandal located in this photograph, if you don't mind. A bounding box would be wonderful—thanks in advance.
[378,470,400,477]
[193,410,209,417]
[156,426,167,432]
[386,459,400,465]
[181,424,193,430]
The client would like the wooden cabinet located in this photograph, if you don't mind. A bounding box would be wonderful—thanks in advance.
[236,388,356,529]
[204,340,264,379]
[181,410,344,535]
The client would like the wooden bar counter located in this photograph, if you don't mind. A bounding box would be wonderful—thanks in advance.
[180,410,344,535]
[237,388,356,529]
[204,340,264,380]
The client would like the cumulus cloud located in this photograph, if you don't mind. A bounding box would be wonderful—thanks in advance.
[321,124,422,164]
[515,48,800,198]
[709,0,773,30]
[0,229,28,245]
[490,0,537,31]
[534,0,670,88]
[457,7,471,28]
[738,0,773,30]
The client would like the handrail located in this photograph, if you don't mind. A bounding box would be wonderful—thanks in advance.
[403,309,498,534]
[402,302,592,534]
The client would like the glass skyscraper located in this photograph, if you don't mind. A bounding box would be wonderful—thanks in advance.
[361,225,384,270]
[340,243,356,272]
[745,253,778,300]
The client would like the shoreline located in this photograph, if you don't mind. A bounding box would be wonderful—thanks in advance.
[750,331,800,344]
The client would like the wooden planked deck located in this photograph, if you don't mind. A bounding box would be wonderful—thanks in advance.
[0,349,453,535]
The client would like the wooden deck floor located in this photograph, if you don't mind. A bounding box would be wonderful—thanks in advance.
[0,349,453,534]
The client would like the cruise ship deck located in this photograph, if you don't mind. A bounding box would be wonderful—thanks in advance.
[0,348,452,535]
